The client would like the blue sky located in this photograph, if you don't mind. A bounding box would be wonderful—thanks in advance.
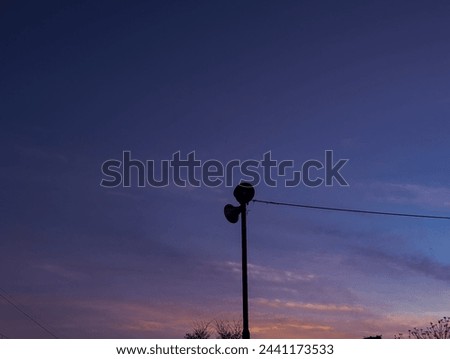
[1,0,450,338]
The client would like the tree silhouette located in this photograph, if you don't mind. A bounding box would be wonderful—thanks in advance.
[395,317,450,339]
[184,321,211,339]
[185,319,242,339]
[214,319,242,339]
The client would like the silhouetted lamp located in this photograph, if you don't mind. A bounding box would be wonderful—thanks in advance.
[224,182,254,339]
[233,182,255,205]
[224,204,240,224]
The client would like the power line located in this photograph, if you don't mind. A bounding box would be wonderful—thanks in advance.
[252,199,450,220]
[0,288,58,339]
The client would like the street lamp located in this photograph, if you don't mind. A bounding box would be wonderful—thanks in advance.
[224,182,255,339]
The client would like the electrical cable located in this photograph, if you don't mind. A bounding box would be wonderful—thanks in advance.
[0,288,58,338]
[253,199,450,220]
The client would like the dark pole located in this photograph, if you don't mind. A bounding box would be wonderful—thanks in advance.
[224,182,254,340]
[240,203,250,339]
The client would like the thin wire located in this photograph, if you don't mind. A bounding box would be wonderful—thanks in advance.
[0,288,58,338]
[0,331,8,339]
[253,199,450,220]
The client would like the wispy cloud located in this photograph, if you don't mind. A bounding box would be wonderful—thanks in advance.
[351,247,450,283]
[15,144,68,164]
[255,298,365,313]
[367,182,450,208]
[222,261,316,284]
[33,263,85,282]
[250,317,334,338]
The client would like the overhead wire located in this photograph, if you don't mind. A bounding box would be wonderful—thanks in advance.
[252,199,450,220]
[0,287,58,339]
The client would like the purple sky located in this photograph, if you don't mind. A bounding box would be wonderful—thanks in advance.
[1,1,450,339]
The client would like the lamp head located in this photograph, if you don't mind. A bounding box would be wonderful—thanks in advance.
[233,182,255,205]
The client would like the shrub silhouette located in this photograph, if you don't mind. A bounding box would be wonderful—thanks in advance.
[185,319,242,339]
[395,317,450,339]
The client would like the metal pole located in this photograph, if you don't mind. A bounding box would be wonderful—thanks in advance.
[241,203,250,339]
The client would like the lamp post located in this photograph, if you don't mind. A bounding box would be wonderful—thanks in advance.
[224,182,255,339]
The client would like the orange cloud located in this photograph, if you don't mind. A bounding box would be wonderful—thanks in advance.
[255,298,365,313]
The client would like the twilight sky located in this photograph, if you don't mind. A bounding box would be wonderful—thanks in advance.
[1,0,450,339]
